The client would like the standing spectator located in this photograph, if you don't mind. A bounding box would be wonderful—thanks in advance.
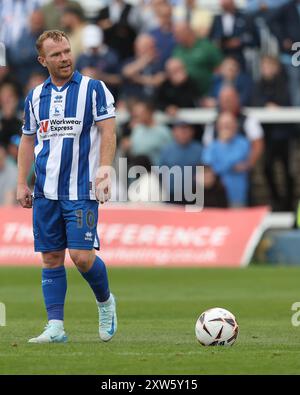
[61,4,86,62]
[269,0,300,106]
[97,0,137,62]
[173,22,223,97]
[252,55,294,210]
[41,0,82,30]
[203,112,251,207]
[129,100,172,165]
[159,121,202,204]
[0,83,22,148]
[0,144,18,206]
[149,3,176,66]
[156,58,199,116]
[122,34,165,101]
[202,56,253,108]
[76,25,121,99]
[210,0,259,69]
[173,0,213,39]
[8,10,46,85]
[203,86,264,173]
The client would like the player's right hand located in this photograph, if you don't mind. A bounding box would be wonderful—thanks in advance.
[95,167,112,204]
[17,184,33,208]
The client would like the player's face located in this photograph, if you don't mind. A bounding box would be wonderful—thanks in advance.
[38,37,73,83]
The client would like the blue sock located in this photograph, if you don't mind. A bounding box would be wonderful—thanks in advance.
[79,256,110,303]
[42,266,67,321]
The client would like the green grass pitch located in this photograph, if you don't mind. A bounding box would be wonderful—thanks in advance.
[0,266,300,375]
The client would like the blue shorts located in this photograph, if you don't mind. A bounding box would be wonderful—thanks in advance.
[32,198,100,252]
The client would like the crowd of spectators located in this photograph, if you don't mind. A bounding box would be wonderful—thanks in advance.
[0,0,300,210]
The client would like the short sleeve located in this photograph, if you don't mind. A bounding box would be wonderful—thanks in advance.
[244,116,264,141]
[22,90,37,135]
[92,80,115,122]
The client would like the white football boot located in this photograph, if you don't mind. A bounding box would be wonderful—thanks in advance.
[28,320,68,343]
[97,294,117,342]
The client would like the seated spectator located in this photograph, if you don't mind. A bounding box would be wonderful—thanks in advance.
[173,22,223,97]
[7,134,20,165]
[122,34,165,101]
[7,134,35,188]
[76,24,121,99]
[41,0,83,31]
[149,3,176,66]
[252,55,294,210]
[173,0,213,39]
[0,0,41,50]
[203,112,251,207]
[97,0,137,62]
[210,0,259,69]
[0,144,18,206]
[61,4,86,62]
[117,97,140,164]
[159,120,202,204]
[8,10,47,85]
[128,0,164,33]
[0,83,22,148]
[25,72,46,94]
[246,0,290,14]
[200,165,228,208]
[0,66,22,100]
[203,86,264,173]
[156,58,199,116]
[202,56,253,108]
[129,100,172,165]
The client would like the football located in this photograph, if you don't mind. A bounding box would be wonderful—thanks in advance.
[195,307,239,346]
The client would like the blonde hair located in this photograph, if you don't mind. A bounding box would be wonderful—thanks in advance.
[36,30,69,55]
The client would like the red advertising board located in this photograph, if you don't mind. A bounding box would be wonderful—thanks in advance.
[0,205,269,267]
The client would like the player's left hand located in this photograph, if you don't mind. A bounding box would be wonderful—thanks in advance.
[95,167,112,204]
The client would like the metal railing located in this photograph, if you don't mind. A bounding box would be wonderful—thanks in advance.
[117,107,300,125]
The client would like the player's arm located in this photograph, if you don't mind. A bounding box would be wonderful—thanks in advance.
[17,134,35,208]
[95,117,117,204]
[17,93,36,208]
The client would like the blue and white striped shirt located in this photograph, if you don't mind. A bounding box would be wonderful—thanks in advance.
[23,71,115,200]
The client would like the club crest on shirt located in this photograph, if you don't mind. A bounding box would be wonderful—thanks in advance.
[50,104,64,120]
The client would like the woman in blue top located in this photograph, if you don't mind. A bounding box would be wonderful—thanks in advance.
[203,111,250,207]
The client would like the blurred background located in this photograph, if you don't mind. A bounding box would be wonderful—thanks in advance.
[1,0,300,214]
